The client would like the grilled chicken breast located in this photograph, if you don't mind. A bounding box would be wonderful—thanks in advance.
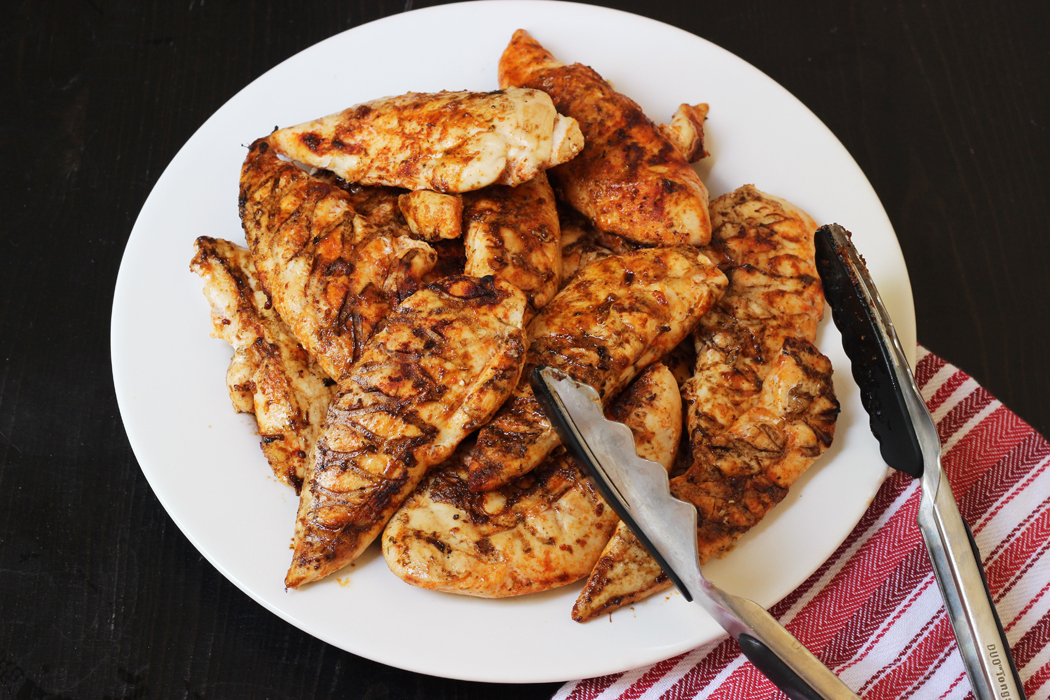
[239,137,436,382]
[285,276,528,588]
[498,29,712,247]
[383,363,681,598]
[190,237,336,491]
[573,339,838,621]
[686,185,824,442]
[573,185,831,621]
[465,246,727,492]
[268,88,584,194]
[463,172,562,321]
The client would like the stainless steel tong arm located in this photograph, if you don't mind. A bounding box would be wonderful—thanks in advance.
[532,367,860,700]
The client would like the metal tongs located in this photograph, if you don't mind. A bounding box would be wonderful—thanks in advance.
[531,368,861,700]
[814,223,1025,700]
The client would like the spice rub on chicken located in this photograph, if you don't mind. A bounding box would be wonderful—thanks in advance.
[285,276,528,588]
[190,237,336,491]
[686,185,825,441]
[239,137,437,383]
[382,363,681,598]
[463,172,562,322]
[268,88,584,194]
[498,29,712,247]
[573,186,833,621]
[465,246,728,492]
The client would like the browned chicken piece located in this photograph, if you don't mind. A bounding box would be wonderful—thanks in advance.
[658,103,710,163]
[421,238,467,284]
[573,338,839,621]
[268,88,584,194]
[556,205,624,287]
[498,29,712,247]
[686,185,824,443]
[285,276,528,588]
[573,186,829,620]
[463,172,562,321]
[465,247,728,492]
[397,190,463,241]
[239,137,436,383]
[383,363,681,598]
[190,237,336,491]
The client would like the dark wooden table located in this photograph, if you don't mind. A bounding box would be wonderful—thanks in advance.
[3,1,1047,698]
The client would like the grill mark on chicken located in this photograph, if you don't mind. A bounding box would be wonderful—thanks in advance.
[498,29,712,247]
[382,363,681,598]
[463,172,562,322]
[465,246,727,492]
[239,137,437,383]
[190,237,335,492]
[286,275,528,588]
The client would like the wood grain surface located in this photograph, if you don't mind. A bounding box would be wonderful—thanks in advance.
[1,1,1047,698]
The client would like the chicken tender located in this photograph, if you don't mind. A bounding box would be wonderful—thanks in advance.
[686,185,824,442]
[269,88,584,193]
[398,190,464,241]
[285,276,528,588]
[239,137,436,382]
[463,172,562,321]
[573,338,838,621]
[498,30,712,247]
[190,237,335,491]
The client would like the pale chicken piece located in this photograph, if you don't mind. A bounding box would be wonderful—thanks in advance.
[465,247,728,492]
[190,237,336,491]
[397,190,463,241]
[239,137,437,383]
[285,276,528,588]
[382,363,680,598]
[573,338,839,621]
[498,29,712,247]
[463,172,562,321]
[268,88,584,194]
[658,103,710,163]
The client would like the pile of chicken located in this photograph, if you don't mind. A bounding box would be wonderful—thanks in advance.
[190,29,839,621]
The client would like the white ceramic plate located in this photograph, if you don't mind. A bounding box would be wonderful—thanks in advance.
[111,0,915,684]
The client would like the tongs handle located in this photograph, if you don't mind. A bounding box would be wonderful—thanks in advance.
[918,464,1028,700]
[815,224,1027,700]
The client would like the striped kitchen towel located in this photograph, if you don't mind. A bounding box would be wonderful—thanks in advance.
[556,347,1050,700]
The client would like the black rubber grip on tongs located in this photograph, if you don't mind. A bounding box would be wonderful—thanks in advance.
[814,224,924,479]
[737,635,828,700]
